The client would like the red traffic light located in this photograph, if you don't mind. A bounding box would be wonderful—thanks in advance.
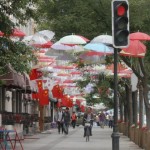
[112,0,129,48]
[117,3,128,16]
[117,6,125,16]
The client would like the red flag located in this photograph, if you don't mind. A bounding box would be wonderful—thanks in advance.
[61,95,72,107]
[52,85,63,99]
[29,69,43,80]
[68,99,73,107]
[36,70,43,78]
[80,105,85,112]
[36,80,43,91]
[32,93,39,100]
[29,69,37,80]
[56,102,62,108]
[39,89,49,106]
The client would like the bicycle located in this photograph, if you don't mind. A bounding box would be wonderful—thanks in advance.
[84,121,91,142]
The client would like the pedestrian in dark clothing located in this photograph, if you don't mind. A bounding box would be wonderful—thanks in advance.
[99,111,106,128]
[82,107,94,137]
[62,107,71,134]
[109,112,113,128]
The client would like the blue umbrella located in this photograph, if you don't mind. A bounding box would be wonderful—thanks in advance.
[84,43,113,54]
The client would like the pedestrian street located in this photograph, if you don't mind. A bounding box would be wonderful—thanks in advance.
[21,126,142,150]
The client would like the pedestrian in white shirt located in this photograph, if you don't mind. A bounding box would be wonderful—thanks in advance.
[57,107,63,134]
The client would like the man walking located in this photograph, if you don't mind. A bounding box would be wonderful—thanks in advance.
[57,107,63,134]
[62,107,71,134]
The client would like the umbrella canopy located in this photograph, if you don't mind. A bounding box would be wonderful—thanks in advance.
[130,32,150,41]
[90,35,112,45]
[84,43,113,54]
[40,41,53,48]
[45,49,68,57]
[38,30,55,41]
[80,55,106,64]
[0,28,26,37]
[120,40,146,58]
[51,41,84,52]
[59,35,89,45]
[51,41,77,50]
[56,53,76,61]
[22,33,53,48]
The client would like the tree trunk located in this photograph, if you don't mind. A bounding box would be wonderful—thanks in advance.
[128,85,133,126]
[119,96,123,121]
[132,90,138,127]
[139,83,143,128]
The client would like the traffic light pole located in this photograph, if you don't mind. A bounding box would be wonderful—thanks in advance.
[111,48,120,150]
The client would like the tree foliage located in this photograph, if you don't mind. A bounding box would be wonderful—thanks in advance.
[0,0,38,35]
[0,0,39,74]
[37,0,112,40]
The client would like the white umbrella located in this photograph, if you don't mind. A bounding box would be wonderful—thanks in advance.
[59,35,89,45]
[22,35,33,44]
[90,35,113,45]
[22,33,47,45]
[38,30,55,40]
[51,41,85,53]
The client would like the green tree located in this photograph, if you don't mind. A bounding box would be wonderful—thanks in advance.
[37,0,112,40]
[0,0,39,74]
[0,0,38,35]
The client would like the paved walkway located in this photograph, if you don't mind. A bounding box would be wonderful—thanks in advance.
[19,126,142,150]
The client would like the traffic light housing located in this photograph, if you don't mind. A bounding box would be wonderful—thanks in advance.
[112,0,129,48]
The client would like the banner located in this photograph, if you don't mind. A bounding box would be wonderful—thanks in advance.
[36,80,43,91]
[39,89,49,106]
[29,69,43,80]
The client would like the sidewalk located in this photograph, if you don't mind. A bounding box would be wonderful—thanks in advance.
[20,126,142,150]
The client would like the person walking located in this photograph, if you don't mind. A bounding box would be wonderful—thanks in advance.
[109,111,113,128]
[57,107,63,134]
[105,113,109,126]
[62,107,71,134]
[99,111,106,128]
[71,112,77,128]
[82,107,94,137]
[95,114,100,126]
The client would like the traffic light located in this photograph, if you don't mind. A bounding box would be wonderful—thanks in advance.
[112,0,129,48]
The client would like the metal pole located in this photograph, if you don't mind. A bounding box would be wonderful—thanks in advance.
[111,48,120,150]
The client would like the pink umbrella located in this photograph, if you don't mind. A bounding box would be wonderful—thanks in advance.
[0,28,26,37]
[57,73,71,77]
[120,40,146,58]
[70,71,82,75]
[53,65,76,69]
[130,32,150,41]
[63,79,74,84]
[33,41,53,48]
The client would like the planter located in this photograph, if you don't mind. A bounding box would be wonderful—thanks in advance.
[134,127,139,145]
[138,129,142,148]
[122,122,128,136]
[122,122,126,135]
[130,126,135,142]
[145,130,150,150]
[142,130,148,149]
